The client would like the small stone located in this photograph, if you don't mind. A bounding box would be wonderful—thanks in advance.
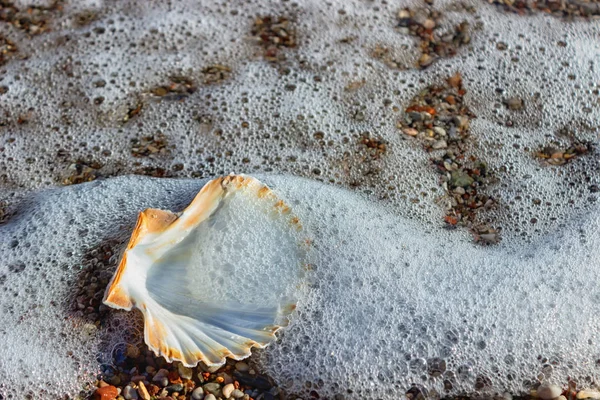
[231,389,245,399]
[108,375,121,386]
[577,390,600,399]
[158,377,169,387]
[126,344,140,358]
[408,111,422,122]
[450,170,474,188]
[423,19,436,29]
[137,381,151,400]
[433,126,446,136]
[398,9,410,19]
[233,371,273,391]
[192,387,205,400]
[432,140,447,150]
[123,386,139,400]
[222,383,235,398]
[418,53,434,68]
[94,386,119,400]
[205,395,217,400]
[178,363,193,380]
[453,115,469,129]
[166,383,184,393]
[130,375,146,383]
[235,362,250,372]
[505,96,524,111]
[203,382,222,397]
[218,372,233,385]
[402,127,418,136]
[146,384,160,396]
[538,384,562,400]
[153,368,169,382]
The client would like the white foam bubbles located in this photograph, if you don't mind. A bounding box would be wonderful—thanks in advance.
[2,175,600,397]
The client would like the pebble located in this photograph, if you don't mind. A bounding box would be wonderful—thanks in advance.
[433,126,446,136]
[137,381,151,400]
[94,386,119,400]
[453,115,469,129]
[153,368,169,381]
[166,383,184,393]
[418,53,434,67]
[205,395,217,400]
[450,170,474,188]
[222,383,235,398]
[577,390,600,399]
[423,18,436,29]
[408,111,423,122]
[505,96,524,110]
[402,127,418,136]
[432,140,447,149]
[538,384,562,400]
[231,389,245,399]
[203,382,222,396]
[191,387,205,400]
[157,377,169,387]
[125,344,140,358]
[177,363,193,380]
[233,371,273,391]
[123,385,139,400]
[108,375,121,386]
[218,372,233,385]
[235,362,250,372]
[398,9,410,19]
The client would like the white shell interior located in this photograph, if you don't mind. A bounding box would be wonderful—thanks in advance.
[108,177,306,366]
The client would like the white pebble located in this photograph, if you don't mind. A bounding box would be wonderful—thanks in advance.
[205,394,217,400]
[432,140,448,150]
[577,390,600,399]
[222,383,235,398]
[231,389,245,398]
[538,384,562,400]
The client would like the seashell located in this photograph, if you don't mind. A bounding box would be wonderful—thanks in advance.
[103,174,307,367]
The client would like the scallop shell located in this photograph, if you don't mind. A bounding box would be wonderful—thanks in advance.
[102,175,306,367]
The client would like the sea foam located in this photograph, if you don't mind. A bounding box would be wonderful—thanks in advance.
[1,175,600,398]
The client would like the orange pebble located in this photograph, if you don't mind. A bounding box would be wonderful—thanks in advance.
[94,385,119,400]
